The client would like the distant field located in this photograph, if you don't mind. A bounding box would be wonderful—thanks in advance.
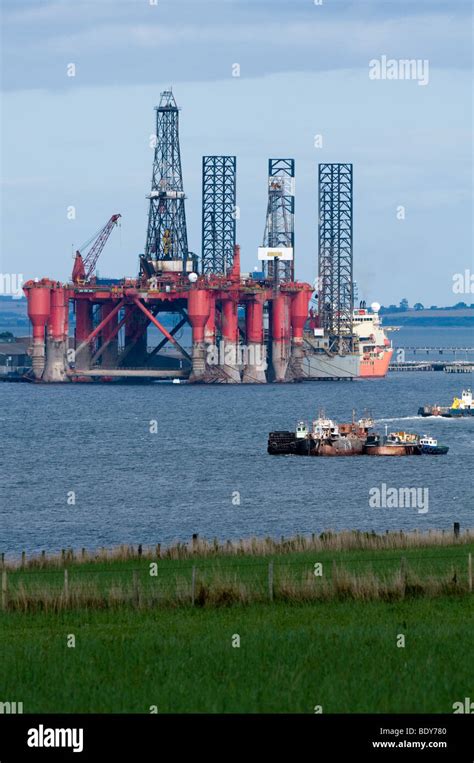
[381,307,474,327]
[0,597,472,713]
[0,535,473,713]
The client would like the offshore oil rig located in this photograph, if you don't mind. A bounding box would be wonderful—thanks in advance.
[23,91,389,383]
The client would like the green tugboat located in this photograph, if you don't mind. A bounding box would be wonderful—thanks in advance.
[419,436,449,455]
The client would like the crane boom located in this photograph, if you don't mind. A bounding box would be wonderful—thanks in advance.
[72,214,121,283]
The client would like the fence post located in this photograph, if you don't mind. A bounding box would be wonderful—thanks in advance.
[2,570,7,611]
[191,566,196,606]
[468,553,472,593]
[268,561,274,602]
[454,522,460,539]
[133,570,140,607]
[64,569,69,603]
[21,551,26,568]
[1,553,4,569]
[400,557,407,589]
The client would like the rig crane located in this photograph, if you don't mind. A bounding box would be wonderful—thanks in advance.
[72,214,121,284]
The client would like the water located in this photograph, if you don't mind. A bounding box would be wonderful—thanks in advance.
[1,362,473,556]
[391,325,474,361]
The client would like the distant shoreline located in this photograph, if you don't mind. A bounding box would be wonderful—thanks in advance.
[380,307,474,328]
[1,297,473,330]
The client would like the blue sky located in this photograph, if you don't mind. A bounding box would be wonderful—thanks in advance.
[1,0,472,304]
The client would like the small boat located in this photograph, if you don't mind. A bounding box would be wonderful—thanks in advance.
[419,436,449,455]
[418,388,474,417]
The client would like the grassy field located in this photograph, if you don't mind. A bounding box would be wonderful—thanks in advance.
[0,598,472,713]
[1,533,472,713]
[2,531,473,610]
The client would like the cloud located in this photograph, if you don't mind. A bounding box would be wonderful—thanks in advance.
[1,1,472,91]
[1,1,471,304]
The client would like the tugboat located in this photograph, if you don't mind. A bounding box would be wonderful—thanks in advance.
[419,436,449,455]
[364,430,422,456]
[418,388,474,417]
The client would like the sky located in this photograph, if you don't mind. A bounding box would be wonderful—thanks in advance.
[1,0,472,305]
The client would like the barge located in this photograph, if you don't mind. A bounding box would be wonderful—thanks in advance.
[268,416,446,457]
[364,431,421,456]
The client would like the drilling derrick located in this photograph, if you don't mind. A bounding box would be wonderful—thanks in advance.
[318,163,354,354]
[201,156,236,275]
[23,92,315,387]
[262,159,295,283]
[144,90,192,272]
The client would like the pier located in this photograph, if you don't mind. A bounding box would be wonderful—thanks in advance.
[390,360,474,373]
[400,347,474,354]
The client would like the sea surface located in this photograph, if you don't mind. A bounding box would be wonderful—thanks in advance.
[1,327,473,556]
[391,326,474,360]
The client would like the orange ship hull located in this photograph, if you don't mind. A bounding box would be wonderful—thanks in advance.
[359,348,393,378]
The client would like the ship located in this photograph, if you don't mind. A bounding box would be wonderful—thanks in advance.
[418,389,474,417]
[268,414,373,457]
[302,302,394,380]
[364,431,422,456]
[268,418,429,457]
[352,302,394,378]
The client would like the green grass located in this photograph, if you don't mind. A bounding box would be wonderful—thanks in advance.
[3,542,473,609]
[0,597,472,713]
[2,540,473,712]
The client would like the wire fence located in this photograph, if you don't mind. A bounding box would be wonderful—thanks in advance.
[1,551,472,611]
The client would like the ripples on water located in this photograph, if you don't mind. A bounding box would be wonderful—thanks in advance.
[1,370,473,555]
